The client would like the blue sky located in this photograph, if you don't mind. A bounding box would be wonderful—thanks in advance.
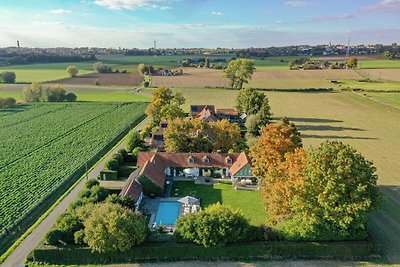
[0,0,399,48]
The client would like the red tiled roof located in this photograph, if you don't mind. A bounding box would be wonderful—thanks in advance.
[138,155,167,188]
[137,152,243,169]
[123,179,143,201]
[191,105,216,116]
[229,152,251,176]
[195,105,218,122]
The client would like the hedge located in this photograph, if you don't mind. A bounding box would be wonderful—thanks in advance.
[28,240,380,265]
[99,170,118,180]
[118,165,137,178]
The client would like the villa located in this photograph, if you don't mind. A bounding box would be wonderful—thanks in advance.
[120,151,256,209]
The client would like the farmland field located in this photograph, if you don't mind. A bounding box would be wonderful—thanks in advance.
[338,80,400,91]
[364,93,400,108]
[0,102,147,254]
[0,62,96,83]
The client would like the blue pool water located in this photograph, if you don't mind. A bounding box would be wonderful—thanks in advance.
[155,201,181,225]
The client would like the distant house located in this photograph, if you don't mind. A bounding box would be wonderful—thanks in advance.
[120,152,257,198]
[150,120,169,149]
[190,105,241,123]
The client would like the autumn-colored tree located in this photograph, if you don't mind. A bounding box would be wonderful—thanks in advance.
[164,118,212,153]
[250,118,302,178]
[209,119,243,152]
[263,148,307,223]
[347,57,358,69]
[66,65,79,77]
[145,87,185,128]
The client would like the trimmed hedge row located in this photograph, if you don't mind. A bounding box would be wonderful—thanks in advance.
[204,86,334,92]
[28,240,380,265]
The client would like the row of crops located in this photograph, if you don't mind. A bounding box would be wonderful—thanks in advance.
[0,102,147,241]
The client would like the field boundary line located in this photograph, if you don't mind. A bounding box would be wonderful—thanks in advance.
[0,115,147,264]
[353,92,400,111]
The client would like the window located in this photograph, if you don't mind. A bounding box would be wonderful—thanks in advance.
[203,156,209,163]
[226,157,232,164]
[188,156,194,163]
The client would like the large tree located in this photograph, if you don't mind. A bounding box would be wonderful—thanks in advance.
[293,141,381,240]
[145,87,185,128]
[175,203,250,247]
[209,119,243,152]
[250,118,302,178]
[224,59,255,89]
[163,118,212,153]
[347,57,358,69]
[83,202,147,253]
[236,88,271,135]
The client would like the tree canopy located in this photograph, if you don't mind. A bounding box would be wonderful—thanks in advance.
[145,87,185,128]
[175,203,250,247]
[83,202,147,253]
[347,57,358,69]
[0,71,16,83]
[22,82,43,102]
[224,59,255,89]
[66,65,79,77]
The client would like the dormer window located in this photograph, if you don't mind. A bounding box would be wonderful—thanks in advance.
[226,156,232,164]
[203,156,210,164]
[188,156,195,163]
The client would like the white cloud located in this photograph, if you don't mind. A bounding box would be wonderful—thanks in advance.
[303,13,354,23]
[362,0,400,12]
[94,0,172,10]
[285,1,317,7]
[49,9,72,14]
[160,6,172,10]
[211,11,224,16]
[275,20,286,24]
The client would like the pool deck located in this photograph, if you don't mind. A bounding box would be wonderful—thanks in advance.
[142,197,184,229]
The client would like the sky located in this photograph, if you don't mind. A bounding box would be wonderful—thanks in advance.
[0,0,399,48]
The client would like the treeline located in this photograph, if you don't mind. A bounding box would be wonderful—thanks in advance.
[0,53,96,65]
[22,83,77,102]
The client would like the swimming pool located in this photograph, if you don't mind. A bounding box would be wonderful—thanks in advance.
[155,201,181,225]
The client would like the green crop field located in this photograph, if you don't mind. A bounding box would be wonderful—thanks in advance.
[0,102,147,254]
[364,93,400,108]
[0,62,97,83]
[359,59,400,69]
[338,80,400,91]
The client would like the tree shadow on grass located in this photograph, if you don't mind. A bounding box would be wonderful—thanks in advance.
[301,134,378,140]
[297,125,365,132]
[276,117,344,124]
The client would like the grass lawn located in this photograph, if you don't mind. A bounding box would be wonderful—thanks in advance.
[364,93,400,108]
[171,181,266,226]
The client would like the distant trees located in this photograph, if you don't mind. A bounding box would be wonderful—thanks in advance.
[66,65,79,77]
[22,82,43,102]
[0,71,16,83]
[93,62,112,73]
[0,97,16,109]
[224,59,255,89]
[175,203,250,247]
[347,57,358,69]
[145,87,185,128]
[236,87,271,136]
[83,202,147,253]
[22,83,76,102]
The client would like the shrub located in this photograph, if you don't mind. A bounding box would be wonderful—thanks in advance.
[175,203,250,247]
[83,202,147,253]
[66,66,79,77]
[121,69,128,73]
[74,229,85,245]
[132,146,142,159]
[112,152,124,164]
[105,158,119,171]
[105,194,136,210]
[94,79,100,86]
[93,62,112,73]
[125,130,142,152]
[143,81,150,87]
[79,189,92,199]
[0,97,16,108]
[55,212,83,243]
[85,179,99,189]
[44,229,64,245]
[0,71,16,83]
[86,185,109,203]
[22,82,42,102]
[45,85,66,102]
[65,92,77,102]
[118,149,128,160]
